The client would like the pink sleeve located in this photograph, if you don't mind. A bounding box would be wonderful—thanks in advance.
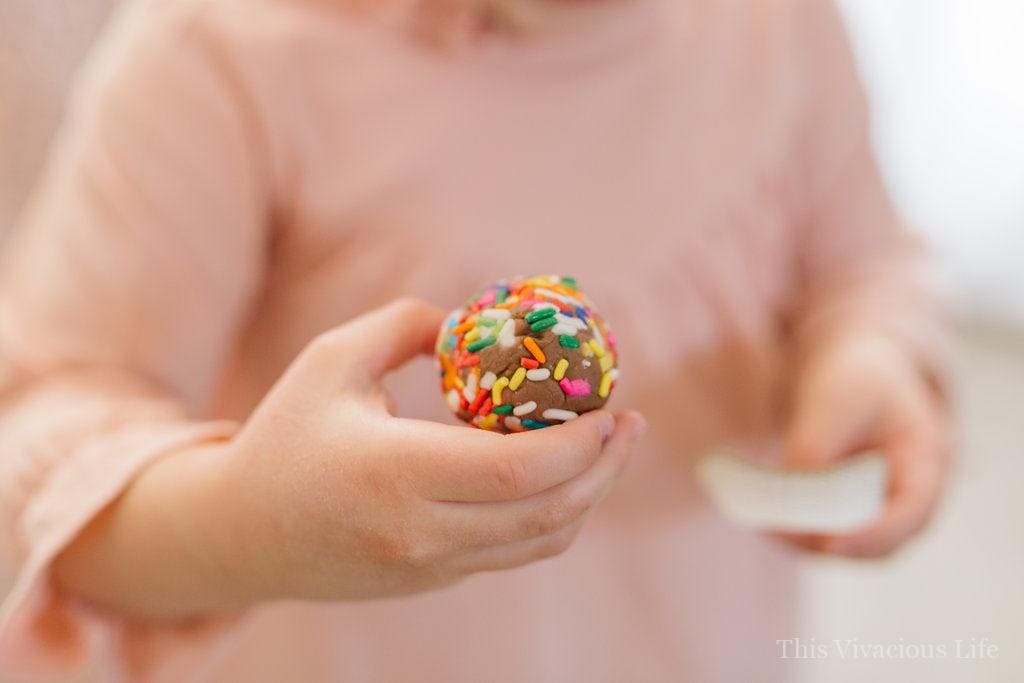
[786,0,951,389]
[0,2,269,679]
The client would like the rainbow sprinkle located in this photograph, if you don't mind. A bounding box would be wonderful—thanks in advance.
[435,275,619,432]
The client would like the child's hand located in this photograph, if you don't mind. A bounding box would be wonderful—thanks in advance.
[217,298,646,602]
[777,331,949,557]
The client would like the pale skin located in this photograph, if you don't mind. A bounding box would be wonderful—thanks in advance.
[53,299,648,620]
[777,325,949,557]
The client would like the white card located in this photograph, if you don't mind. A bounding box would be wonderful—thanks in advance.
[696,452,888,534]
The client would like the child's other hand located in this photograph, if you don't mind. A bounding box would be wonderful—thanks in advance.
[218,299,646,602]
[777,331,950,557]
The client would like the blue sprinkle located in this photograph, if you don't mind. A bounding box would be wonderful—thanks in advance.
[522,419,552,430]
[574,306,588,319]
[448,335,458,348]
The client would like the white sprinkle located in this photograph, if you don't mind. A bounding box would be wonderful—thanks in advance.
[551,323,578,337]
[497,319,516,348]
[481,308,511,320]
[534,287,584,308]
[555,313,587,330]
[531,302,559,311]
[582,359,592,369]
[609,368,620,381]
[504,416,523,431]
[526,368,551,381]
[513,401,538,416]
[542,409,579,422]
[479,372,497,391]
[463,372,478,402]
[446,389,461,412]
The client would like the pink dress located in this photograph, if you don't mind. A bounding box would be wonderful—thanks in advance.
[0,0,945,680]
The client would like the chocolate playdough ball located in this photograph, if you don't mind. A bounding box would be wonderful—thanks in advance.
[436,275,619,433]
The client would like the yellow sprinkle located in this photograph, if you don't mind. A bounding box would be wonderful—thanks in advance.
[598,372,613,398]
[464,327,481,344]
[599,353,614,373]
[454,375,465,390]
[523,337,546,363]
[588,339,605,358]
[553,358,569,381]
[582,341,593,357]
[479,413,499,430]
[492,376,509,405]
[509,367,527,391]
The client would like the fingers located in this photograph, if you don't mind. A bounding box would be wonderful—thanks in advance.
[305,298,446,389]
[436,411,645,549]
[821,431,947,557]
[783,382,877,471]
[453,518,587,574]
[395,410,619,503]
[779,429,948,558]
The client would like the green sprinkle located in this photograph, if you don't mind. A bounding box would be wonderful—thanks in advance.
[529,317,558,332]
[496,289,508,304]
[492,404,514,415]
[560,276,578,289]
[525,307,557,324]
[477,317,497,327]
[559,335,580,348]
[466,336,496,353]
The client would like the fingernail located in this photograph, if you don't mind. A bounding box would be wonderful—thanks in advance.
[632,412,649,438]
[622,413,647,440]
[596,412,615,441]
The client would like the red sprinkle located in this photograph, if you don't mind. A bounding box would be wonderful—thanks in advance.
[459,395,469,411]
[468,388,488,414]
[520,357,540,369]
[456,352,481,368]
[479,397,494,416]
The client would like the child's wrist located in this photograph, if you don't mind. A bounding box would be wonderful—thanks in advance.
[161,437,277,612]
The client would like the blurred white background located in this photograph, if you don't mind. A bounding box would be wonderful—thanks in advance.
[837,0,1024,329]
[1,2,1021,682]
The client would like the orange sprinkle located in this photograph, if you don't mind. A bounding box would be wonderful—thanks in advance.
[523,337,546,363]
[520,357,540,369]
[452,319,476,335]
[440,354,454,374]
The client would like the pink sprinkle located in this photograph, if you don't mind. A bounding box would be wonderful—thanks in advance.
[518,298,539,308]
[476,290,496,307]
[559,378,591,397]
[606,332,618,350]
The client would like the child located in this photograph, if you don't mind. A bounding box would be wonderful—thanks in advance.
[0,0,949,680]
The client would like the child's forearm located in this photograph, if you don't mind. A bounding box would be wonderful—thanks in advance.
[51,440,262,621]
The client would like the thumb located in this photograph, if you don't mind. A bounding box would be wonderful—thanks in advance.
[783,374,879,471]
[311,298,446,389]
